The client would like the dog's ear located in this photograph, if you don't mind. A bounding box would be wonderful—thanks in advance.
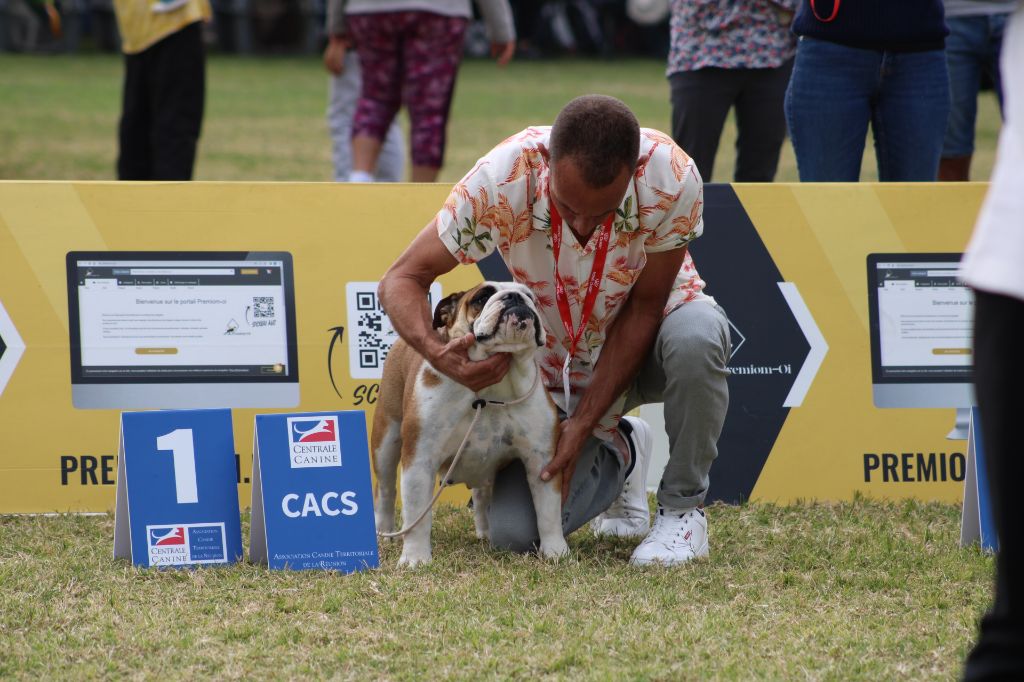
[432,291,464,330]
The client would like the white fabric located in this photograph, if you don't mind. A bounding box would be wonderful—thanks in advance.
[943,0,1016,19]
[961,4,1024,302]
[346,0,472,18]
[344,0,516,43]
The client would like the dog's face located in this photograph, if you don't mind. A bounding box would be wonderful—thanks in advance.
[432,282,544,355]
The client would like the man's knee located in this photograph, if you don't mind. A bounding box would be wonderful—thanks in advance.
[659,304,731,377]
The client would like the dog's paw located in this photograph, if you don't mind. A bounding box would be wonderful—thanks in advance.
[397,551,432,568]
[539,537,569,560]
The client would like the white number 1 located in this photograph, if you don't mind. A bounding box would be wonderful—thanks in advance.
[156,429,199,504]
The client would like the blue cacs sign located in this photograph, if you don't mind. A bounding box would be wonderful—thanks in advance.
[249,411,379,571]
[113,409,243,568]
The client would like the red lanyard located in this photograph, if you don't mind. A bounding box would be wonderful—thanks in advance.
[810,0,839,22]
[549,194,615,411]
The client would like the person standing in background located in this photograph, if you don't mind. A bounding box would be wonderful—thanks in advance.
[960,3,1024,679]
[785,0,951,182]
[114,0,209,180]
[939,0,1014,181]
[667,0,797,182]
[322,0,405,182]
[345,0,516,183]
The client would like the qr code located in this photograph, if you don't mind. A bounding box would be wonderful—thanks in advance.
[345,282,441,380]
[253,296,275,318]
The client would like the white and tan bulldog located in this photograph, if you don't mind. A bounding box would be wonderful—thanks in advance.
[372,282,569,566]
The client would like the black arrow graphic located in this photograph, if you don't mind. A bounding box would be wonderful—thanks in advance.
[327,326,345,399]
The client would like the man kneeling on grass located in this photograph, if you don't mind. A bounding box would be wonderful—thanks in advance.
[378,94,731,565]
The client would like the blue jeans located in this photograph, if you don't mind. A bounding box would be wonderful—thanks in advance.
[944,15,1008,158]
[785,36,951,181]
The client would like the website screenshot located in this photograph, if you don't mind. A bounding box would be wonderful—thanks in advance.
[74,259,290,380]
[874,261,973,381]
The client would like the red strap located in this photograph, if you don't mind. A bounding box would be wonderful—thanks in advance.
[550,198,614,367]
[810,0,840,22]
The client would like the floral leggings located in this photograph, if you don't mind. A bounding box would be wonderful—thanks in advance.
[347,11,469,169]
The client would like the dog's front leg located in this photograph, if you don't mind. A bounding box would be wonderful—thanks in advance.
[522,451,569,559]
[471,485,492,540]
[397,459,436,567]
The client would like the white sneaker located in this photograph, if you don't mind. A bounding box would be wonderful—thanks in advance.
[629,506,708,566]
[592,416,653,538]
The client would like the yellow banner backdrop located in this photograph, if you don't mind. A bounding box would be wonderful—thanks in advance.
[0,182,986,512]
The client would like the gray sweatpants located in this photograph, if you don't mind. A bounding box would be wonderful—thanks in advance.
[327,51,404,182]
[487,301,731,552]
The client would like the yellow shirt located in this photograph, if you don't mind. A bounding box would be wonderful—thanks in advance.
[113,0,211,54]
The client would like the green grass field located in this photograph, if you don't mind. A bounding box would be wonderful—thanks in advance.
[0,501,994,680]
[0,53,1003,183]
[0,53,1002,679]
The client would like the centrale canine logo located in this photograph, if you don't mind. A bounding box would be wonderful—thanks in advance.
[286,416,342,469]
[149,527,186,546]
[291,418,336,443]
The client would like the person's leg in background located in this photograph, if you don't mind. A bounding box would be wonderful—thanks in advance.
[117,46,153,180]
[375,107,405,182]
[327,50,405,182]
[940,17,984,181]
[785,37,875,181]
[147,21,205,180]
[349,12,405,182]
[669,68,739,182]
[733,59,793,182]
[872,49,950,182]
[986,13,1008,109]
[402,12,468,182]
[963,290,1024,680]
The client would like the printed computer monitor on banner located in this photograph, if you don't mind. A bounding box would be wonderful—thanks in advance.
[867,253,975,436]
[67,251,299,409]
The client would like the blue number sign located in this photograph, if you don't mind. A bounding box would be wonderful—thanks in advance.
[113,409,243,567]
[249,411,379,571]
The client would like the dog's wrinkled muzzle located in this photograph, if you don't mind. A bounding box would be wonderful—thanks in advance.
[498,306,542,347]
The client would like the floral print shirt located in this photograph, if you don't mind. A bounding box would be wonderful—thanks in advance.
[435,126,711,440]
[667,0,798,75]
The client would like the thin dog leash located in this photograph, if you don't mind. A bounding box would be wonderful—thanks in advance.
[378,365,542,539]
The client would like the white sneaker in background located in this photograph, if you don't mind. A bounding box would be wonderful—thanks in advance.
[629,506,708,566]
[347,169,375,183]
[592,416,653,539]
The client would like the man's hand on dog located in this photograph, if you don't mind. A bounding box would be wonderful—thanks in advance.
[542,418,591,502]
[430,333,512,392]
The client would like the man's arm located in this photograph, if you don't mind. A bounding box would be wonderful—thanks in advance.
[475,0,517,66]
[325,0,347,40]
[323,0,349,75]
[378,220,511,392]
[541,246,688,493]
